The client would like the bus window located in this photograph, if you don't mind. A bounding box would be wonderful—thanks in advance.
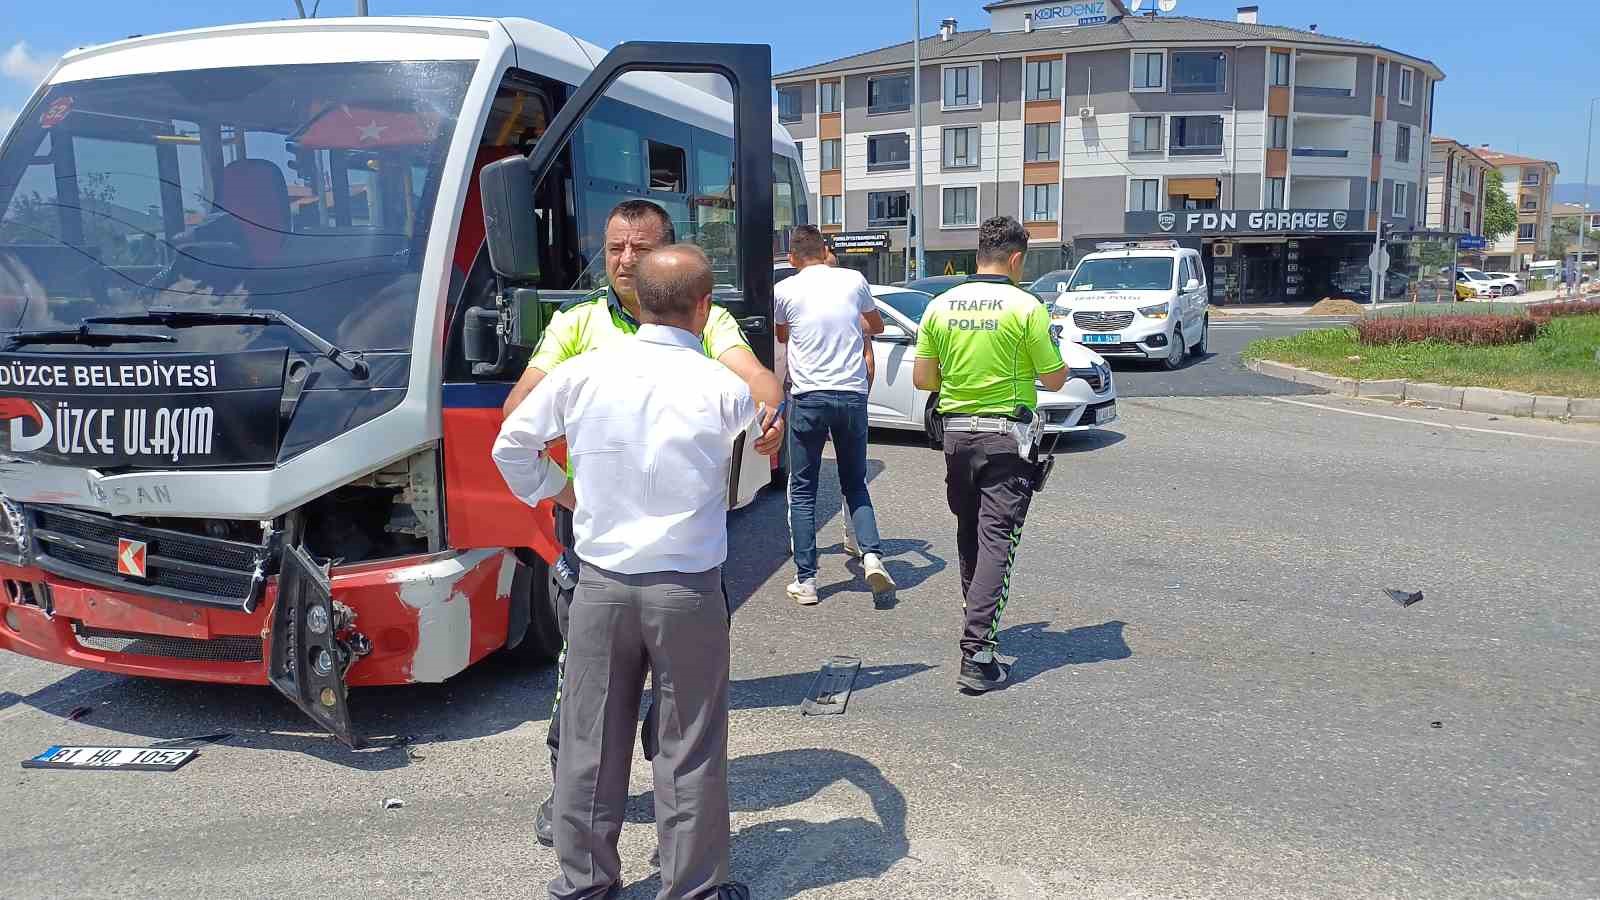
[647,140,686,192]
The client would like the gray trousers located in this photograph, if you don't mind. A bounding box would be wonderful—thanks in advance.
[549,564,732,900]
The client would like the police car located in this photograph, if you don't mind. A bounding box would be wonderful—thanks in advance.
[866,285,1117,440]
[1048,241,1210,369]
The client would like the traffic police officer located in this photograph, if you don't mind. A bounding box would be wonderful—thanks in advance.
[500,199,784,845]
[913,216,1068,693]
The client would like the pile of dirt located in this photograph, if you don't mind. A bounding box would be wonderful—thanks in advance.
[1307,298,1365,317]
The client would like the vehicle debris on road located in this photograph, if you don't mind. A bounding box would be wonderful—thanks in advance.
[1386,589,1424,607]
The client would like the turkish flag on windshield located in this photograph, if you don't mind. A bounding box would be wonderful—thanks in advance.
[296,106,440,149]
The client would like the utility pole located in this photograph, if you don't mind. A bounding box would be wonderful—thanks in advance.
[1579,97,1597,296]
[356,0,369,14]
[910,0,925,282]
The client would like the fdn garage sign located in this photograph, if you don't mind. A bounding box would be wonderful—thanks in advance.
[1125,209,1366,236]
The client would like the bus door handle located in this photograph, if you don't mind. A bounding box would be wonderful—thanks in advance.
[738,316,769,333]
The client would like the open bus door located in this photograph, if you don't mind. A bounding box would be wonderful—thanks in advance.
[475,43,776,499]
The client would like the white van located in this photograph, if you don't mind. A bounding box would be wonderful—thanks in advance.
[1050,241,1210,369]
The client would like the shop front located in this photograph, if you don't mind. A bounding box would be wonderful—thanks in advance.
[825,231,901,285]
[1073,208,1377,305]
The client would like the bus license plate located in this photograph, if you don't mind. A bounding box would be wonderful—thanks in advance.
[22,745,198,772]
[1082,333,1119,344]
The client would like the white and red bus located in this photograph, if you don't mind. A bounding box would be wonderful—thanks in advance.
[0,16,801,744]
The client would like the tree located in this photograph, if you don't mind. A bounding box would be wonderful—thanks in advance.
[1549,216,1579,261]
[1481,176,1518,244]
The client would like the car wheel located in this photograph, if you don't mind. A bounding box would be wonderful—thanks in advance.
[1163,327,1186,370]
[1503,285,1518,296]
[1189,315,1209,358]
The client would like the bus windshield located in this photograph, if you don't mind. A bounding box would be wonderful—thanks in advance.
[0,61,474,353]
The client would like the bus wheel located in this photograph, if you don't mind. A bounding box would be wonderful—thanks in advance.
[501,553,563,664]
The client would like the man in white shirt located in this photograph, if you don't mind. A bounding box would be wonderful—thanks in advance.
[774,225,894,604]
[494,245,758,900]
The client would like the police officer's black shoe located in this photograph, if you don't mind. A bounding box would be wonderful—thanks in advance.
[713,882,751,900]
[534,791,555,847]
[956,651,1010,694]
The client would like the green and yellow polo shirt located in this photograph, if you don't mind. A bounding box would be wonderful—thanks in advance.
[914,274,1064,417]
[528,287,750,373]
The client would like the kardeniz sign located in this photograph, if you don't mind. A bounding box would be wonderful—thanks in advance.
[0,349,285,468]
[1125,209,1366,236]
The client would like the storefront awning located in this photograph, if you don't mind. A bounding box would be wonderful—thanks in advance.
[1167,178,1219,200]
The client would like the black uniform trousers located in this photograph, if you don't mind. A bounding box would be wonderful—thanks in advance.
[942,430,1037,659]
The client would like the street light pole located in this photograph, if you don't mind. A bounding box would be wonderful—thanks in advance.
[1578,97,1597,296]
[910,0,925,282]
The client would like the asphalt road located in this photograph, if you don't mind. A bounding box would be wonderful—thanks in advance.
[3,328,1598,899]
[1106,319,1323,398]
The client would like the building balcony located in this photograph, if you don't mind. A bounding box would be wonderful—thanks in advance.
[1296,85,1355,98]
[1292,147,1350,158]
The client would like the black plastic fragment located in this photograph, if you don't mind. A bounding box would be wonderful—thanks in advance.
[1386,589,1424,608]
[801,656,862,717]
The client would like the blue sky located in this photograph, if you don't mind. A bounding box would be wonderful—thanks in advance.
[3,0,1597,189]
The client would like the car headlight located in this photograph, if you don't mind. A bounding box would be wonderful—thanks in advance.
[1050,304,1071,318]
[1138,302,1169,320]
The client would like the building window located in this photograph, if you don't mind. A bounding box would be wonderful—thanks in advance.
[1132,51,1164,91]
[1395,125,1411,163]
[1017,122,1053,162]
[1398,66,1415,105]
[1521,197,1538,211]
[1025,58,1060,101]
[868,190,909,227]
[867,132,911,171]
[1369,179,1379,212]
[1131,115,1163,154]
[1266,177,1286,209]
[943,65,981,110]
[1393,182,1408,218]
[1269,116,1288,150]
[943,126,980,168]
[1024,183,1059,222]
[777,87,802,123]
[1376,60,1387,96]
[1171,52,1227,94]
[821,194,842,226]
[1523,171,1542,186]
[1169,115,1224,156]
[867,73,912,114]
[819,82,841,115]
[1129,178,1161,212]
[820,138,841,172]
[1271,52,1291,87]
[1463,211,1471,232]
[1518,222,1536,242]
[943,186,978,228]
[1372,123,1383,157]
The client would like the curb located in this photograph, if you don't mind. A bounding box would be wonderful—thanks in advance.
[1243,358,1599,423]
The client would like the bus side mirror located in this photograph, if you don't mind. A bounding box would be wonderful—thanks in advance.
[480,156,541,282]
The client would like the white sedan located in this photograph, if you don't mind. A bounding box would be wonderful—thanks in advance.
[864,285,1118,440]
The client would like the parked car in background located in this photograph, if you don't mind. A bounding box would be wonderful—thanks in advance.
[1049,241,1210,370]
[903,275,969,297]
[1457,268,1515,298]
[1485,272,1521,296]
[866,286,1117,440]
[1029,268,1077,306]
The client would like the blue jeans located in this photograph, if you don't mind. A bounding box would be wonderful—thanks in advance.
[787,390,882,581]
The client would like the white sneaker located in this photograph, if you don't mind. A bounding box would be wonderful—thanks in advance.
[862,553,896,594]
[787,578,819,605]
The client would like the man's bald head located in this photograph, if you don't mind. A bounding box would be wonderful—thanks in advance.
[636,244,715,332]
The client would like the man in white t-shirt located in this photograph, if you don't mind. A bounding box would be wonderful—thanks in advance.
[774,225,895,604]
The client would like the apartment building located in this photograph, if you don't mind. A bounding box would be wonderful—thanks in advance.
[776,0,1442,302]
[1426,138,1490,237]
[1476,149,1559,271]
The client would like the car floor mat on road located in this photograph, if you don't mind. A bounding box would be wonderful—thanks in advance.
[800,656,862,716]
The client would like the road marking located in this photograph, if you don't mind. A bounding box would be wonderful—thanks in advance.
[1269,397,1600,446]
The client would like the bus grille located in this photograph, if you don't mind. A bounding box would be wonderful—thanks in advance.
[28,506,268,610]
[73,625,263,663]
